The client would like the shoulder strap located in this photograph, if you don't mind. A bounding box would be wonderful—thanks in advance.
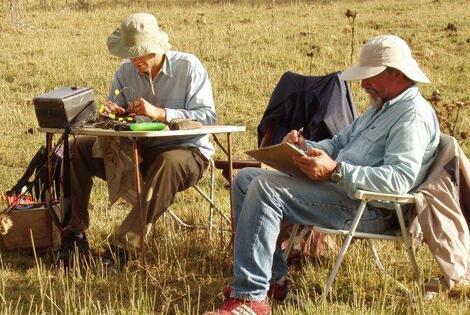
[8,146,47,194]
[61,129,72,227]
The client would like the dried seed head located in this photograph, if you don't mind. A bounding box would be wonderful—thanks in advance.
[0,213,13,235]
[430,90,442,103]
[345,9,357,19]
[445,23,457,32]
[455,101,465,108]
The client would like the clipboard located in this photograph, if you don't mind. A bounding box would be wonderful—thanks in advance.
[245,142,307,177]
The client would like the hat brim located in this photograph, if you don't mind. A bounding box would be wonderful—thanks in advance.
[339,65,386,81]
[340,61,430,84]
[392,60,430,83]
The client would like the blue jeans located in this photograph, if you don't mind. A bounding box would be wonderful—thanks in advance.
[230,167,394,301]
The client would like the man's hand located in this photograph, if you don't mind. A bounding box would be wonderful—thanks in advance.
[104,100,126,115]
[282,129,306,151]
[129,97,166,121]
[293,148,337,181]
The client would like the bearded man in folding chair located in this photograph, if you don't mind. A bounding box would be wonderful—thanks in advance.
[205,34,440,315]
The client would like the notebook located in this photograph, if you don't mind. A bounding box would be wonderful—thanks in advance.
[245,142,307,177]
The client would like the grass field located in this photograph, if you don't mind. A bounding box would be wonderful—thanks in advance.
[1,0,470,314]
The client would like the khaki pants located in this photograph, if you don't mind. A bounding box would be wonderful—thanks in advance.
[68,136,208,250]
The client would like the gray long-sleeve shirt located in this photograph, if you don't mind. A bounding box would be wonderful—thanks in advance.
[307,86,440,203]
[108,51,217,159]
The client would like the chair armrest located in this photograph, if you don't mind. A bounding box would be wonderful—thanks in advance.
[354,189,415,204]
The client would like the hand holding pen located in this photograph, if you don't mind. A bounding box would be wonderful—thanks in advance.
[282,127,307,151]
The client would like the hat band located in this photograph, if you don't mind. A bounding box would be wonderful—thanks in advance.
[359,56,415,67]
[122,31,161,47]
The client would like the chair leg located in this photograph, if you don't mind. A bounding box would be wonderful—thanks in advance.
[191,186,230,224]
[324,200,368,295]
[394,203,420,280]
[168,159,231,233]
[369,239,385,272]
[167,159,216,232]
[208,158,215,239]
[167,209,201,229]
[369,239,409,293]
[283,224,300,261]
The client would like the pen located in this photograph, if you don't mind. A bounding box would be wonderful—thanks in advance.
[296,127,304,149]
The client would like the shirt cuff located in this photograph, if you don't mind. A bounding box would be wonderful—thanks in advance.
[163,108,182,123]
[339,161,356,198]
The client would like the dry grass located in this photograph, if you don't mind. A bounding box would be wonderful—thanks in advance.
[1,0,470,314]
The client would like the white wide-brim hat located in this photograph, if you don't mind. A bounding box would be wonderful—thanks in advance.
[107,13,171,59]
[340,35,430,83]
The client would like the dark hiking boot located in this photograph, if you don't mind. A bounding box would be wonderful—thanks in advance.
[56,233,90,268]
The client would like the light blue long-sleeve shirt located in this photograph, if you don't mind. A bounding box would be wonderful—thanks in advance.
[108,51,217,159]
[307,86,440,201]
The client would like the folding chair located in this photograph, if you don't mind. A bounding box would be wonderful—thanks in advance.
[167,157,231,238]
[284,133,470,294]
[286,188,420,295]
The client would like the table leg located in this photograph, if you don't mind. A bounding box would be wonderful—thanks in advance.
[227,133,235,242]
[46,133,53,193]
[46,133,54,252]
[131,140,146,260]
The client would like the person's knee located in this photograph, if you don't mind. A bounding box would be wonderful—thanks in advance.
[232,167,265,194]
[247,175,267,196]
[70,136,95,161]
[148,151,181,173]
[232,169,249,195]
[247,175,283,210]
[236,175,282,225]
[160,150,193,168]
[144,150,198,184]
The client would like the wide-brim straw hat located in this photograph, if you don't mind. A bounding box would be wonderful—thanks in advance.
[340,35,430,83]
[107,13,171,59]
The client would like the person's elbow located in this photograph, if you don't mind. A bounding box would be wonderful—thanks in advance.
[205,109,217,125]
[387,165,418,195]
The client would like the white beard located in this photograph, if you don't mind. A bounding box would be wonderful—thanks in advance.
[367,93,383,110]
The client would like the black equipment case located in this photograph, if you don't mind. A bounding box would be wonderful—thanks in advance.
[33,86,96,128]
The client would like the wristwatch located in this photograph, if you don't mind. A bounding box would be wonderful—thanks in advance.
[330,162,343,184]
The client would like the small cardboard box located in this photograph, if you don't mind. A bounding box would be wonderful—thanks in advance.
[1,203,61,252]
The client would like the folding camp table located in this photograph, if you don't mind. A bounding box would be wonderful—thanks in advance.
[38,125,245,256]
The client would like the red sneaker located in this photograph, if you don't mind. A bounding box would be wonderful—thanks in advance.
[204,298,271,315]
[222,279,289,302]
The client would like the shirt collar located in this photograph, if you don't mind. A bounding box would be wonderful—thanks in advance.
[160,51,173,78]
[381,85,419,111]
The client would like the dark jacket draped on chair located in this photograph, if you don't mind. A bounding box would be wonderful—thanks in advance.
[257,71,357,146]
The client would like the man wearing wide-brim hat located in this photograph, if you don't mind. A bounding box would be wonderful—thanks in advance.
[205,35,440,314]
[58,13,217,269]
